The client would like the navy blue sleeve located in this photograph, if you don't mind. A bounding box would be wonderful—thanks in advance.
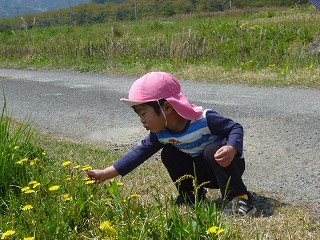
[206,110,244,157]
[112,133,164,176]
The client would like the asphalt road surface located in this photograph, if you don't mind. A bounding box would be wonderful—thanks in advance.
[0,68,319,216]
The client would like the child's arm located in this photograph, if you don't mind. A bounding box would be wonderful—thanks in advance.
[87,133,164,183]
[87,166,119,183]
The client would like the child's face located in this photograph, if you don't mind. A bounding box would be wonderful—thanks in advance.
[133,104,166,133]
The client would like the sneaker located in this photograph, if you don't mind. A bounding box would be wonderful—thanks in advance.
[222,198,256,216]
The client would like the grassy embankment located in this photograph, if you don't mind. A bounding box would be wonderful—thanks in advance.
[1,101,319,239]
[0,6,319,88]
[0,6,319,240]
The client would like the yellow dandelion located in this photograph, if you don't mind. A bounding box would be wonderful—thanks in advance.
[65,177,72,181]
[206,226,218,234]
[85,180,95,185]
[29,180,38,185]
[73,165,81,169]
[99,221,117,235]
[130,193,140,198]
[216,228,224,235]
[117,181,124,186]
[42,151,46,155]
[24,237,35,240]
[21,186,31,192]
[82,165,92,171]
[32,183,40,188]
[30,158,40,165]
[16,158,28,165]
[1,230,15,239]
[24,189,36,194]
[62,161,71,167]
[22,204,33,211]
[62,193,71,202]
[49,185,60,191]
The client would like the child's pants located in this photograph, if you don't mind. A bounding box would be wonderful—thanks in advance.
[161,143,248,200]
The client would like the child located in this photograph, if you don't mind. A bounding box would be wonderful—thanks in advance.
[87,72,256,216]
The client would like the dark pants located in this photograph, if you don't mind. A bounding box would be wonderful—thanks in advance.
[161,143,248,200]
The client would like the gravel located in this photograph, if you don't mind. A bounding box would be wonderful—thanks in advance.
[0,68,319,217]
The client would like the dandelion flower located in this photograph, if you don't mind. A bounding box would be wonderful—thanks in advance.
[206,226,224,235]
[99,221,117,235]
[82,165,92,171]
[49,185,60,191]
[24,237,35,240]
[1,230,15,239]
[22,204,33,211]
[85,180,95,185]
[206,226,218,234]
[62,161,71,167]
[73,165,81,169]
[16,158,28,165]
[32,183,40,188]
[62,193,71,202]
[130,193,140,198]
[30,158,40,165]
[65,177,72,181]
[21,186,31,192]
[29,180,38,185]
[24,189,36,194]
[216,228,224,234]
[116,181,124,186]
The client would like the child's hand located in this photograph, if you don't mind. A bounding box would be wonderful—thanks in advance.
[214,145,237,167]
[86,166,119,183]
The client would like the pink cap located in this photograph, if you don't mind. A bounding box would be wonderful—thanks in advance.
[120,72,203,120]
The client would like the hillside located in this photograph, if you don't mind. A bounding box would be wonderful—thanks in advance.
[0,0,91,18]
[0,1,313,30]
[1,0,312,20]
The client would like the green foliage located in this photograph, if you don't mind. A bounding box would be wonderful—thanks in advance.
[0,97,47,199]
[0,116,230,238]
[0,7,318,77]
[0,0,313,30]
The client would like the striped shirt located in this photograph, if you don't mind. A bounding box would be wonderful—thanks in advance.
[310,0,320,11]
[113,109,244,176]
[156,110,226,157]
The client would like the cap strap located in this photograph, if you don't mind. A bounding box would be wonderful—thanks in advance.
[157,100,167,128]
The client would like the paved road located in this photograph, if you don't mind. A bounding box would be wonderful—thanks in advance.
[0,68,319,215]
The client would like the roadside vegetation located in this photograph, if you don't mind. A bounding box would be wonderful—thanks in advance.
[0,5,319,88]
[0,2,319,239]
[0,100,319,239]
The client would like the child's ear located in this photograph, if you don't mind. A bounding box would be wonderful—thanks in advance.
[163,101,173,113]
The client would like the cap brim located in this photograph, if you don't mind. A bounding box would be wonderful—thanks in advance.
[120,98,146,107]
[166,92,203,120]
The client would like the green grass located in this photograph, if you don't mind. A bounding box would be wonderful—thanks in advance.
[0,6,319,88]
[0,107,230,239]
[0,103,319,239]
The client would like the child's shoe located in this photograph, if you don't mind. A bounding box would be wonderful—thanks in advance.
[222,197,256,216]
